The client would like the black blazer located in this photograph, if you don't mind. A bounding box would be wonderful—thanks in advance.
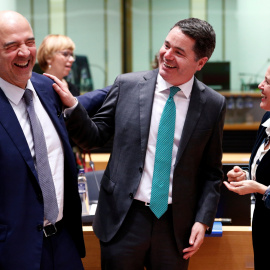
[248,112,270,268]
[249,111,270,188]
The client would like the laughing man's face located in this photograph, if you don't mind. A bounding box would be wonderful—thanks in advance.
[158,27,207,86]
[0,14,36,89]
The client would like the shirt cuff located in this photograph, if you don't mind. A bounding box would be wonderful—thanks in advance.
[244,170,250,180]
[263,185,270,201]
[63,98,78,118]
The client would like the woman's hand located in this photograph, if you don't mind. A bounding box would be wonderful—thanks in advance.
[224,180,267,195]
[43,73,77,108]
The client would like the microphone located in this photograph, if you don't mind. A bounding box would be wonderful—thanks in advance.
[89,160,95,171]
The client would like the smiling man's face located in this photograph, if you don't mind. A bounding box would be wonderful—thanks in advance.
[158,27,207,86]
[0,11,36,89]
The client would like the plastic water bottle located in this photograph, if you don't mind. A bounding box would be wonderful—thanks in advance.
[78,169,90,216]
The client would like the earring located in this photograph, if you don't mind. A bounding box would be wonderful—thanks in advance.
[48,64,51,69]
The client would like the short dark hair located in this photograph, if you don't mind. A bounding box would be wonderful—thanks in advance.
[172,18,216,61]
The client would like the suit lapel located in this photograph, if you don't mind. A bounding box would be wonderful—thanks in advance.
[175,78,206,164]
[249,125,266,170]
[31,76,60,125]
[31,74,75,170]
[31,75,70,149]
[138,73,205,166]
[139,69,158,159]
[0,88,37,177]
[0,75,69,182]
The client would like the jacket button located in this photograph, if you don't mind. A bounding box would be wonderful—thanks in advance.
[37,224,43,232]
[139,167,143,173]
[129,193,134,199]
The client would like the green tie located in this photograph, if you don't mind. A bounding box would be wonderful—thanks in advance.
[150,86,180,218]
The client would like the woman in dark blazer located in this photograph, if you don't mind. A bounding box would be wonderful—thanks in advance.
[224,65,270,270]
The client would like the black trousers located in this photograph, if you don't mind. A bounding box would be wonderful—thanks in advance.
[100,200,189,270]
[40,222,84,270]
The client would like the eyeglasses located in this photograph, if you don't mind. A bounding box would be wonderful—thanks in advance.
[56,51,76,60]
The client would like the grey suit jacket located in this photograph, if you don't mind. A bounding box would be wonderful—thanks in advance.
[66,68,226,253]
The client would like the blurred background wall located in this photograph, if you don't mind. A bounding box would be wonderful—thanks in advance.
[1,0,269,92]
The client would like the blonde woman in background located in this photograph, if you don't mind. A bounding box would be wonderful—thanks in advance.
[37,34,80,96]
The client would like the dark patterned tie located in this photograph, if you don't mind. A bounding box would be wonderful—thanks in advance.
[24,89,59,224]
[150,86,180,218]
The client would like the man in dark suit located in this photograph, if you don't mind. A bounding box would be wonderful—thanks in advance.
[0,10,88,270]
[48,18,226,270]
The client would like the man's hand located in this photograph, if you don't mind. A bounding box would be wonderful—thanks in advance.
[227,166,246,182]
[182,222,207,260]
[43,73,77,108]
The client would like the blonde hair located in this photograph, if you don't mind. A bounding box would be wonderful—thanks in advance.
[37,34,75,71]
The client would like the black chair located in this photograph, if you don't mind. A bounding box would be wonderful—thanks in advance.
[81,170,104,224]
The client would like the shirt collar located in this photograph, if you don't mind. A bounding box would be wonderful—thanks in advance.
[262,118,270,137]
[156,73,194,99]
[0,77,35,105]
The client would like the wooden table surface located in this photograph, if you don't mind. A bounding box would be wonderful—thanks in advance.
[88,152,251,170]
[82,226,254,270]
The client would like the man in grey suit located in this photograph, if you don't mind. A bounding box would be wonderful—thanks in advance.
[47,17,226,270]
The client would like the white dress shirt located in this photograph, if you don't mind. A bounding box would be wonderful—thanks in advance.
[134,74,194,204]
[0,78,64,224]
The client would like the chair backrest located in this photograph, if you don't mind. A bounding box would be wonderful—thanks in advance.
[85,170,104,204]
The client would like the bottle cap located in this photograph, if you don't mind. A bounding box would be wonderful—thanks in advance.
[79,168,85,174]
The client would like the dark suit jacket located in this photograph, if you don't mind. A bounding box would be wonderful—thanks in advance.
[0,72,85,270]
[77,85,111,117]
[67,81,80,97]
[66,69,226,253]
